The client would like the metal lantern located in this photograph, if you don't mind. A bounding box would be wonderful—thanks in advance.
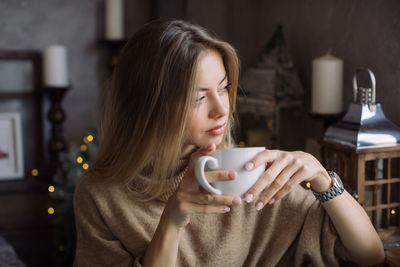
[322,68,400,240]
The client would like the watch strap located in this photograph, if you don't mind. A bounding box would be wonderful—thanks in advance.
[311,171,344,203]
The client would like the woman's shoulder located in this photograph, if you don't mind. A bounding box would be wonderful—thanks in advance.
[74,171,126,207]
[74,171,163,212]
[74,172,107,197]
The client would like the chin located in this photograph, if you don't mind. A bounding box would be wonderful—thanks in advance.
[200,136,224,148]
[214,137,224,146]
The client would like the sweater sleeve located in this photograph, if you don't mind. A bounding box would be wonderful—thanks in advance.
[293,198,351,266]
[73,178,144,267]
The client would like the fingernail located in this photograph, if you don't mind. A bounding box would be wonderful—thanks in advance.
[223,206,231,212]
[208,143,216,151]
[268,198,275,205]
[256,201,264,211]
[228,171,237,180]
[244,193,254,203]
[232,197,241,205]
[245,162,254,171]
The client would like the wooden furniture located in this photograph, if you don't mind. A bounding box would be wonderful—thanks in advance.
[322,142,400,241]
[45,86,69,173]
[0,51,45,175]
[0,50,60,266]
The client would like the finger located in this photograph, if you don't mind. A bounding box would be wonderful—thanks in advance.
[198,186,208,194]
[244,153,291,203]
[177,190,241,206]
[178,200,231,214]
[255,164,300,210]
[244,149,278,171]
[190,143,216,162]
[272,169,306,202]
[205,170,237,183]
[181,143,217,187]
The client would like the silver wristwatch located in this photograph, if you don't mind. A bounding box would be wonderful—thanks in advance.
[311,171,344,203]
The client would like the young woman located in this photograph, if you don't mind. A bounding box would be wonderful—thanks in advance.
[74,19,385,267]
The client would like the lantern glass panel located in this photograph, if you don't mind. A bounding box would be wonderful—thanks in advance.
[365,159,389,180]
[390,182,400,203]
[382,159,389,179]
[365,184,388,206]
[379,184,388,205]
[391,157,400,178]
[365,160,374,181]
[365,186,374,206]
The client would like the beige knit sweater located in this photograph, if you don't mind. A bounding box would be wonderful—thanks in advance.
[74,162,349,267]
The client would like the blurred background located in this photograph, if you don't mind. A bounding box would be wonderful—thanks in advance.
[0,0,399,266]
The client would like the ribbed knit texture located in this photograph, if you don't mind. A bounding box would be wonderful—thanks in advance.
[129,158,189,202]
[74,162,349,267]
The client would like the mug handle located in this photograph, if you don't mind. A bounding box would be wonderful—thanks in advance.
[195,156,222,195]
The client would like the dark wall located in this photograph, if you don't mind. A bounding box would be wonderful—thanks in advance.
[188,0,400,122]
[1,0,399,146]
[184,0,400,148]
[0,0,151,144]
[255,0,400,123]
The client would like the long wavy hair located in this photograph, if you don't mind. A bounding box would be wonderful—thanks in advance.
[89,19,240,201]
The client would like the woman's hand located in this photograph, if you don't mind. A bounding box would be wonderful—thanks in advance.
[163,144,242,229]
[243,150,332,210]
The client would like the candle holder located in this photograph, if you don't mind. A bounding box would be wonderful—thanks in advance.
[45,86,69,173]
[99,39,127,69]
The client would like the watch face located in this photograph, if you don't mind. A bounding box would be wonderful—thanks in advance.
[330,171,343,189]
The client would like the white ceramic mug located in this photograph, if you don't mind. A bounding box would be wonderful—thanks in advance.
[195,147,266,197]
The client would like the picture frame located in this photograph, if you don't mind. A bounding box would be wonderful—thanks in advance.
[0,50,44,181]
[0,112,24,180]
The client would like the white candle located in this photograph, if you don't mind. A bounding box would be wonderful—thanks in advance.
[43,45,69,87]
[105,0,124,40]
[311,52,343,114]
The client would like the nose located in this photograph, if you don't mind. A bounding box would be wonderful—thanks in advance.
[209,93,229,119]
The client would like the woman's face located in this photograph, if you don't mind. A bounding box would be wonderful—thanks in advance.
[185,49,230,148]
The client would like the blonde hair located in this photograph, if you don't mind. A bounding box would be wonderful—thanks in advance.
[89,19,240,201]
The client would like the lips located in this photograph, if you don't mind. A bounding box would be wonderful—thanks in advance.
[206,123,226,136]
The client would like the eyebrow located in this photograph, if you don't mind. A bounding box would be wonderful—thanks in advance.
[196,73,227,91]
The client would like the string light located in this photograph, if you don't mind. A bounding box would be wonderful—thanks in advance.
[48,185,55,193]
[31,169,39,176]
[48,207,55,215]
[82,163,89,170]
[87,135,94,142]
[76,156,83,164]
[84,134,94,143]
[80,144,87,152]
[391,209,396,215]
[306,182,311,189]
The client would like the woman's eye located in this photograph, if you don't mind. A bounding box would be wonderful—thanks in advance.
[195,95,206,103]
[220,83,231,93]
